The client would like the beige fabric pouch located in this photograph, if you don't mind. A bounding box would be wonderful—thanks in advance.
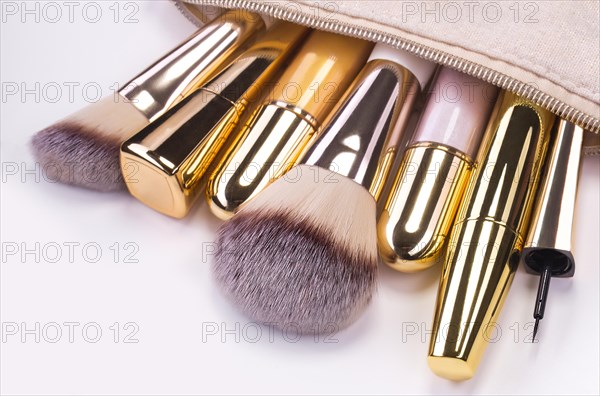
[176,0,600,150]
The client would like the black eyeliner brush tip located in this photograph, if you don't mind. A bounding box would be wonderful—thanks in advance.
[532,318,540,342]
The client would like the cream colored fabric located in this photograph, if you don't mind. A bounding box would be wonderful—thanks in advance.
[293,0,600,130]
[181,0,600,133]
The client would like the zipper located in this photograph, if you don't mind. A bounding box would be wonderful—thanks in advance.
[176,0,600,139]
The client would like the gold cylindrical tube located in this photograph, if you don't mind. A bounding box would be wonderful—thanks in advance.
[378,143,474,272]
[206,31,374,219]
[378,68,498,272]
[428,91,554,381]
[522,120,584,271]
[120,22,309,218]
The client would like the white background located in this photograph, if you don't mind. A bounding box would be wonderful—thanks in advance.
[1,1,599,395]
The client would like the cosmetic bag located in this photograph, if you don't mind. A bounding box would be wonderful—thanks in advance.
[174,0,600,153]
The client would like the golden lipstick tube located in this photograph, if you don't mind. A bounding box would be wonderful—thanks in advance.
[206,30,374,219]
[428,91,554,380]
[119,10,264,122]
[120,22,309,218]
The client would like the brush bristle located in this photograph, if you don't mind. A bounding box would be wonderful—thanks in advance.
[30,96,148,191]
[214,164,378,333]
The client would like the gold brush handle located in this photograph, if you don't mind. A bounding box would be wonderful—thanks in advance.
[119,10,264,122]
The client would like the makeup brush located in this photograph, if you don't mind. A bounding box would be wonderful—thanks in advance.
[214,44,435,333]
[30,10,264,191]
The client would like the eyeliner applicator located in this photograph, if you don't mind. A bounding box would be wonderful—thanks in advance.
[521,119,584,341]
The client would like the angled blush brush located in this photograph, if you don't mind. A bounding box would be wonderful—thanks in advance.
[213,44,436,333]
[31,10,264,192]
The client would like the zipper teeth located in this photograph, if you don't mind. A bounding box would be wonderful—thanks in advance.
[183,0,599,134]
[583,146,600,157]
[172,0,204,27]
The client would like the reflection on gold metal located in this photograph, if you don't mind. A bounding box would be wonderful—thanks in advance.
[120,10,265,122]
[369,147,398,201]
[206,103,316,220]
[121,90,240,218]
[428,91,554,381]
[378,143,473,272]
[121,22,309,218]
[206,31,374,219]
[300,59,420,197]
[523,120,584,269]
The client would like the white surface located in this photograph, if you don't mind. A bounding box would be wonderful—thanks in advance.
[1,1,599,395]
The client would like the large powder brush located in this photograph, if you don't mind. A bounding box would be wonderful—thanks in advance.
[30,10,264,192]
[216,166,380,332]
[214,44,435,333]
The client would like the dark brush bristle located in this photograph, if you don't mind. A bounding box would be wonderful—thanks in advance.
[214,211,377,334]
[31,122,125,192]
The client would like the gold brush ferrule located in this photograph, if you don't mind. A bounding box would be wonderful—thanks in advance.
[119,10,265,122]
[300,59,419,197]
[368,146,399,202]
[378,143,474,272]
[120,22,309,218]
[121,88,239,218]
[522,120,583,275]
[428,91,554,381]
[206,102,317,220]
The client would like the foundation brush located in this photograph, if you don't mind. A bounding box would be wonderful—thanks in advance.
[30,10,264,191]
[214,44,435,333]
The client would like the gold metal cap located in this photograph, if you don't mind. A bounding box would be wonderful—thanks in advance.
[522,119,584,277]
[428,220,520,381]
[378,143,474,272]
[206,103,316,219]
[121,89,239,218]
[205,31,373,219]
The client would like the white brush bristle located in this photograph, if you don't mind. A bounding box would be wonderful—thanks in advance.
[214,164,378,333]
[242,164,378,259]
[30,96,148,191]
